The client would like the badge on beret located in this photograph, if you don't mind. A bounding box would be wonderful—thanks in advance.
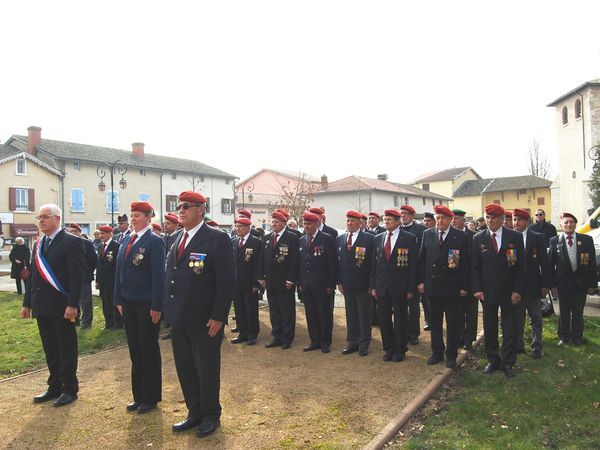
[189,252,206,274]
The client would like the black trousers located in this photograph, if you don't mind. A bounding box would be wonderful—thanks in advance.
[459,295,479,345]
[407,296,421,340]
[343,288,372,350]
[557,291,587,342]
[15,277,24,295]
[233,288,260,339]
[302,285,334,348]
[377,291,409,356]
[482,299,519,366]
[36,317,78,396]
[100,288,115,328]
[517,294,543,350]
[172,314,223,422]
[122,299,162,404]
[429,296,462,361]
[266,287,296,345]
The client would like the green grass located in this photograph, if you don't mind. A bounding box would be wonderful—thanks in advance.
[403,316,600,449]
[0,291,127,378]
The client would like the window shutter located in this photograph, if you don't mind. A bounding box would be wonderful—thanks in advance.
[28,189,35,211]
[9,187,16,211]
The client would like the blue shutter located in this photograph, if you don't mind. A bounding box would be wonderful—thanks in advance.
[71,189,84,212]
[138,193,150,201]
[107,191,119,213]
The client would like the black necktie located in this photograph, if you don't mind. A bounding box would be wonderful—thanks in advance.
[43,236,52,255]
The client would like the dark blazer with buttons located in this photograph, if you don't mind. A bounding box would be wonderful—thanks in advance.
[258,228,299,291]
[370,228,418,298]
[548,232,597,295]
[114,230,166,311]
[96,239,120,291]
[522,229,552,298]
[321,224,338,239]
[297,230,337,291]
[165,223,236,329]
[471,227,527,304]
[163,229,183,260]
[232,234,262,291]
[418,227,470,298]
[336,230,374,291]
[402,222,427,244]
[23,230,85,318]
[82,238,98,283]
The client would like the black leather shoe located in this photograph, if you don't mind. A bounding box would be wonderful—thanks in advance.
[392,353,405,362]
[517,348,526,354]
[483,363,498,374]
[463,343,473,351]
[230,327,239,333]
[409,339,419,345]
[383,352,393,362]
[341,346,358,355]
[247,338,257,346]
[427,355,444,365]
[231,336,248,344]
[137,403,157,414]
[126,401,141,412]
[101,325,113,331]
[423,324,431,331]
[172,417,201,432]
[532,348,542,359]
[197,420,220,438]
[359,349,369,357]
[446,359,457,369]
[281,343,291,349]
[33,391,61,404]
[265,340,281,348]
[53,393,77,407]
[572,339,585,346]
[321,347,331,354]
[501,365,515,378]
[303,344,320,352]
[557,339,568,346]
[160,332,172,340]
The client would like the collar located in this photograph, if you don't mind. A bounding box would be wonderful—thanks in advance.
[489,227,503,238]
[46,227,62,240]
[402,221,414,228]
[183,220,205,241]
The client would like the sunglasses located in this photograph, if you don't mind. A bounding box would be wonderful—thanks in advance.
[535,213,544,216]
[175,203,200,211]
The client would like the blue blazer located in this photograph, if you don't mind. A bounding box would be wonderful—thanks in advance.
[336,230,374,291]
[114,229,166,311]
[298,230,337,291]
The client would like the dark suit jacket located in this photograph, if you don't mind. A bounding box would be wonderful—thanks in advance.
[232,234,262,291]
[83,238,98,283]
[402,222,427,244]
[258,228,299,291]
[321,224,338,238]
[298,230,337,291]
[471,227,527,304]
[336,230,374,291]
[548,233,597,295]
[163,229,182,259]
[23,230,85,318]
[116,229,131,245]
[370,228,418,298]
[96,239,120,291]
[418,227,470,298]
[287,227,302,237]
[522,230,552,298]
[368,225,385,235]
[528,220,558,247]
[114,229,166,311]
[165,223,236,329]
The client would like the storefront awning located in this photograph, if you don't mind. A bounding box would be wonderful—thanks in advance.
[10,223,39,237]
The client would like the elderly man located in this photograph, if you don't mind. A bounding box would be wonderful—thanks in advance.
[548,212,597,346]
[22,204,85,406]
[96,225,121,329]
[308,207,338,238]
[166,191,235,437]
[367,211,385,235]
[503,211,514,229]
[472,204,526,377]
[114,201,166,414]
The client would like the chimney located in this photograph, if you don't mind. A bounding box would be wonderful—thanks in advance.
[27,126,42,156]
[377,173,388,181]
[132,142,145,158]
[321,174,328,190]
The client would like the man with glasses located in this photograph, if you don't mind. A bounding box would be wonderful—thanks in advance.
[166,191,235,438]
[22,204,85,407]
[528,209,557,247]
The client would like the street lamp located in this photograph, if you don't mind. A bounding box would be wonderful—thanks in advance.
[241,182,255,208]
[589,144,600,170]
[97,160,128,227]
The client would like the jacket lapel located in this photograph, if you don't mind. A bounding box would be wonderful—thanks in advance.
[45,229,66,258]
[177,223,208,263]
[127,231,150,263]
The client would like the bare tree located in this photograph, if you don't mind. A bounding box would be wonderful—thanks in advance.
[183,161,206,191]
[528,139,551,179]
[270,174,319,220]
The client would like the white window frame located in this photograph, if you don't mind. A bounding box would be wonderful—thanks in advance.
[16,158,27,175]
[15,188,28,212]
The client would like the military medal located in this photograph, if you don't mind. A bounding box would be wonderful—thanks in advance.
[480,244,488,253]
[397,248,409,267]
[355,247,366,267]
[580,252,589,266]
[132,248,145,266]
[448,249,460,269]
[244,248,253,262]
[189,252,206,274]
[107,251,113,262]
[532,248,538,259]
[277,245,288,263]
[506,248,517,267]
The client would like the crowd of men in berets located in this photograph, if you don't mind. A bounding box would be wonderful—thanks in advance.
[20,192,598,439]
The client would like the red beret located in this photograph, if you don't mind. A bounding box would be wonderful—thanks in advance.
[361,213,367,219]
[272,212,287,222]
[384,209,401,218]
[131,201,154,213]
[164,213,180,224]
[368,211,381,219]
[302,212,320,222]
[433,205,454,217]
[309,207,324,215]
[152,223,162,231]
[504,210,513,218]
[69,223,81,232]
[484,203,505,216]
[560,212,578,223]
[238,209,252,218]
[206,220,219,227]
[346,210,362,219]
[235,217,252,225]
[400,205,416,214]
[275,209,290,219]
[178,190,206,204]
[99,225,113,233]
[513,208,530,220]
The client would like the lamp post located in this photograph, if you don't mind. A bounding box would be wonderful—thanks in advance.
[97,160,128,227]
[589,144,600,170]
[241,181,254,208]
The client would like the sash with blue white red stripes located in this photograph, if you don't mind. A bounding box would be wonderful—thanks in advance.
[34,238,68,296]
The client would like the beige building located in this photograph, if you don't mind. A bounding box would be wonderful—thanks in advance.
[411,167,481,202]
[547,78,600,224]
[453,175,553,220]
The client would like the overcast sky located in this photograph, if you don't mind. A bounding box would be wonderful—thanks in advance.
[2,1,600,184]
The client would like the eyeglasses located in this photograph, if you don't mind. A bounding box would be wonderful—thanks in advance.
[36,214,56,220]
[535,213,544,216]
[175,203,200,211]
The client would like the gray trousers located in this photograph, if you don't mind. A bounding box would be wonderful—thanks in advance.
[516,294,543,351]
[78,282,93,326]
[343,288,372,351]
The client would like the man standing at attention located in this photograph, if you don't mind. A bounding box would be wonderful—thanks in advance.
[22,204,85,407]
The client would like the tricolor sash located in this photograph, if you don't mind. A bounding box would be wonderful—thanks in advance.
[34,239,68,296]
